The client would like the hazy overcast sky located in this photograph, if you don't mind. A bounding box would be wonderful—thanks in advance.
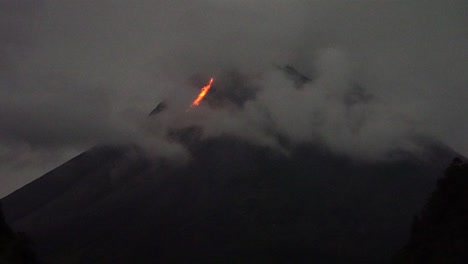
[1,0,467,197]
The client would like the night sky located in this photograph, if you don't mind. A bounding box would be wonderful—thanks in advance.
[1,0,467,197]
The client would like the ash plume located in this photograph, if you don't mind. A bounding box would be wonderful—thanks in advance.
[1,0,467,196]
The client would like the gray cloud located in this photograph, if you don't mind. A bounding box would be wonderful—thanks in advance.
[1,0,467,196]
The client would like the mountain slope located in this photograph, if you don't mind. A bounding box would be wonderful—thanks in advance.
[1,137,458,263]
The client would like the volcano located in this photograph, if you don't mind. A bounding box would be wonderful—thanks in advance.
[0,132,459,263]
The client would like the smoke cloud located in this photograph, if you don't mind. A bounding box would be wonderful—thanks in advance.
[1,0,467,196]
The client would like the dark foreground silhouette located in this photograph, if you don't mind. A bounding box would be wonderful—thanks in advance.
[0,202,37,264]
[395,158,468,263]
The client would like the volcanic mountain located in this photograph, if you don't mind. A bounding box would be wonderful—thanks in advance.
[1,131,459,263]
[1,66,462,263]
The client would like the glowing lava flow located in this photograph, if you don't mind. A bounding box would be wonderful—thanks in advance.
[189,77,214,108]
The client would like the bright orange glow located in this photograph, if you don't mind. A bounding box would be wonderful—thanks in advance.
[190,77,214,108]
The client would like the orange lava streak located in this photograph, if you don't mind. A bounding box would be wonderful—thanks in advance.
[190,77,214,107]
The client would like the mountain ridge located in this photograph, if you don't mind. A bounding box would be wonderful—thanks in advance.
[1,135,460,263]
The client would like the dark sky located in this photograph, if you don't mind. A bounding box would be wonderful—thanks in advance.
[1,0,467,197]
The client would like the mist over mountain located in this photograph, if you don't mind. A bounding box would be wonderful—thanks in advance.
[0,1,467,263]
[1,1,467,196]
